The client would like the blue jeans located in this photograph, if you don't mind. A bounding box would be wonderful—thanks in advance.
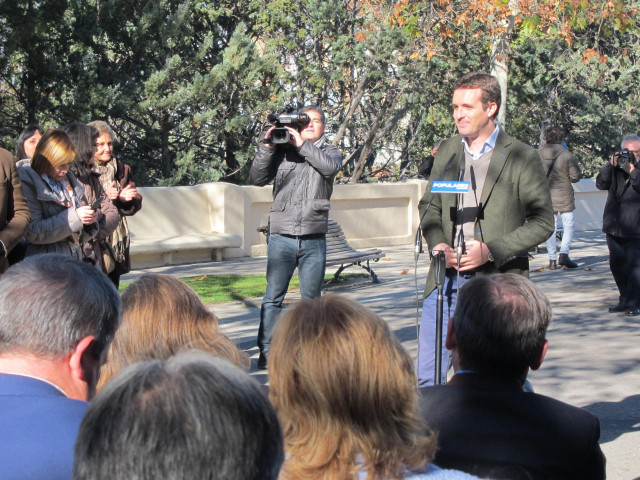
[258,233,326,355]
[417,272,473,387]
[546,211,575,260]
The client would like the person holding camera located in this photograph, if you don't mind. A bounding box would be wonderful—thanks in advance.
[596,134,640,316]
[249,105,342,369]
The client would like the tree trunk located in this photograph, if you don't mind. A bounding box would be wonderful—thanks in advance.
[160,114,172,176]
[489,1,517,128]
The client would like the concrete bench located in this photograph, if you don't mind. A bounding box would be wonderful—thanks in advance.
[127,185,242,269]
[259,219,385,283]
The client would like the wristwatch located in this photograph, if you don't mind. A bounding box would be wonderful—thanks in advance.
[487,250,494,262]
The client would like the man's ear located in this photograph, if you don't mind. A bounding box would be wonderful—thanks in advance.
[486,102,498,119]
[530,340,549,371]
[445,317,457,350]
[68,335,97,384]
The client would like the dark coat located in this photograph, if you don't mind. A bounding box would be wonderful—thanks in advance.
[419,130,554,296]
[596,162,640,238]
[539,144,581,212]
[0,149,30,270]
[249,139,342,236]
[419,373,606,480]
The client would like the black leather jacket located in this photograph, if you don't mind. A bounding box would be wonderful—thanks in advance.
[249,138,342,236]
[596,162,640,238]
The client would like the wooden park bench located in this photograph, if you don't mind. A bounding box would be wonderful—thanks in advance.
[259,219,385,283]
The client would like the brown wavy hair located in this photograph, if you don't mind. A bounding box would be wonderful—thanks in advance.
[269,294,436,480]
[98,274,249,390]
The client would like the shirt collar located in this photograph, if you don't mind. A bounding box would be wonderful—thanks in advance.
[462,125,500,160]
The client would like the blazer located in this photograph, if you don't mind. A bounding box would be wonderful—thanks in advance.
[419,373,606,480]
[0,374,88,480]
[419,130,554,296]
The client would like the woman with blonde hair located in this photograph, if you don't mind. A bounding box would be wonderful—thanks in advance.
[98,274,249,390]
[17,129,101,259]
[268,294,479,480]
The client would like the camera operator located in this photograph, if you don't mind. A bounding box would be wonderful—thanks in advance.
[596,134,640,316]
[249,105,342,369]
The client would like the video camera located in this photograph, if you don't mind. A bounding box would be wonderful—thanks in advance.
[614,148,637,170]
[266,103,309,144]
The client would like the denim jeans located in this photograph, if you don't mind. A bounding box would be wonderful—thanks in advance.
[258,233,326,355]
[417,272,473,387]
[546,211,575,260]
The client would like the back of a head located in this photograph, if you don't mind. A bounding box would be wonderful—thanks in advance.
[64,122,99,179]
[99,274,248,390]
[453,274,551,376]
[74,351,283,480]
[269,294,433,479]
[0,254,121,359]
[544,127,565,145]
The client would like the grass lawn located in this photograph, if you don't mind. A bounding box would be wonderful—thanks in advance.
[119,273,364,304]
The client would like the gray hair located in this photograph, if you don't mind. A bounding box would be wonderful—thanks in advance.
[0,254,122,359]
[453,274,551,376]
[73,351,284,480]
[87,120,118,143]
[621,134,640,150]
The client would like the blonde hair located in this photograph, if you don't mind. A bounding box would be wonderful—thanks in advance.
[98,274,249,390]
[30,129,76,176]
[269,294,436,480]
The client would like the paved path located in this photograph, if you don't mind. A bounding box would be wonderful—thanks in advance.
[123,230,639,480]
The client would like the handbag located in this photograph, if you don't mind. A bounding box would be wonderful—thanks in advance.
[100,240,117,274]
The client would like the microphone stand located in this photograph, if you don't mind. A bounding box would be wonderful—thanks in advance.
[433,250,446,385]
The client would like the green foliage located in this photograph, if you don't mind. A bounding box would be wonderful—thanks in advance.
[0,0,638,184]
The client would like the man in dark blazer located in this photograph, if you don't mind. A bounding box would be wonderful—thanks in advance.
[419,274,606,480]
[0,254,122,480]
[0,147,30,272]
[417,72,553,385]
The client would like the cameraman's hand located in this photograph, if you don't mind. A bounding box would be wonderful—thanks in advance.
[609,153,618,167]
[262,126,277,149]
[285,127,304,148]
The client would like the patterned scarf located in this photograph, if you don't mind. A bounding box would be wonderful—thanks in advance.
[42,174,79,208]
[94,157,129,263]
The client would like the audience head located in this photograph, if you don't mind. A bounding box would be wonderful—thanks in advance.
[98,274,249,390]
[30,129,77,177]
[74,351,284,480]
[454,72,501,119]
[0,254,122,399]
[450,274,551,379]
[87,120,117,167]
[64,122,100,180]
[269,294,434,479]
[16,124,44,160]
[544,127,565,145]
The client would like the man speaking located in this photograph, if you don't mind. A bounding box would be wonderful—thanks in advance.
[417,72,553,386]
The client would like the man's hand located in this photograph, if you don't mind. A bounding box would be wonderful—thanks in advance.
[454,239,490,271]
[285,126,305,148]
[432,242,458,269]
[76,206,98,225]
[263,126,277,149]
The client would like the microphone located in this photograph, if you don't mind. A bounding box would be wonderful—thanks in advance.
[469,165,477,192]
[415,153,458,262]
[414,227,423,262]
[458,155,466,181]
